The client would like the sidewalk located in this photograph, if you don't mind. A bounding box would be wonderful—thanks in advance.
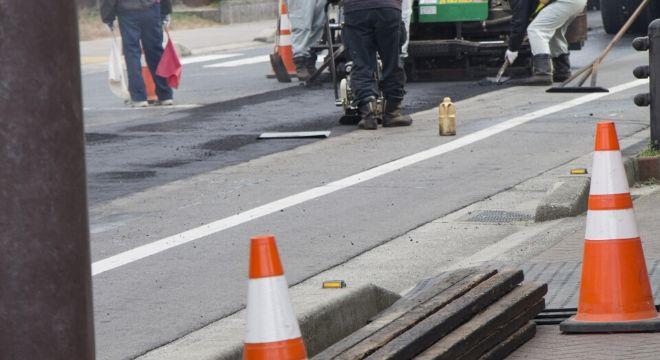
[80,19,275,66]
[508,185,660,360]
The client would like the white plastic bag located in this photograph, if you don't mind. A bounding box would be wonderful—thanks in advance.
[108,31,130,100]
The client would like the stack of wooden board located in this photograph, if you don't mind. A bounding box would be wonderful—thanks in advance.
[314,268,546,360]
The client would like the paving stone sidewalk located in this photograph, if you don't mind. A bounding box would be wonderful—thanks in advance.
[509,185,660,360]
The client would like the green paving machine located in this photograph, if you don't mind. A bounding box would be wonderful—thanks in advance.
[406,0,588,81]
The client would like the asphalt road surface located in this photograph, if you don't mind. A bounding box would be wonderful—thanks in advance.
[84,15,648,359]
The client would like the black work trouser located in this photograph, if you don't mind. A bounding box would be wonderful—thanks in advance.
[343,8,405,107]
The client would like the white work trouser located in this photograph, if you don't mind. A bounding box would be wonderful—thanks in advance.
[528,0,587,56]
[289,0,326,59]
[402,0,413,57]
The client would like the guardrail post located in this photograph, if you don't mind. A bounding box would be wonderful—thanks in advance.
[634,19,660,149]
[0,1,95,359]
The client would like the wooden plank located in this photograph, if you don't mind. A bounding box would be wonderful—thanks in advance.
[364,269,524,360]
[415,283,547,360]
[451,299,545,360]
[321,270,497,360]
[478,321,537,360]
[313,269,480,360]
[368,268,478,323]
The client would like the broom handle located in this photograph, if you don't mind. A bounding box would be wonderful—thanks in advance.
[595,0,650,65]
[559,0,650,86]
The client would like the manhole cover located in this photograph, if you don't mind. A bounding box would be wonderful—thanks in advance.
[463,210,533,223]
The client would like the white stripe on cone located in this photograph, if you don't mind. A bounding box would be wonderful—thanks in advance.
[590,151,630,195]
[280,16,291,31]
[585,209,640,240]
[245,276,302,344]
[279,35,292,46]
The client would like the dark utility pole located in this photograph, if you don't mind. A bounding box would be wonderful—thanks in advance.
[0,1,95,359]
[633,19,660,149]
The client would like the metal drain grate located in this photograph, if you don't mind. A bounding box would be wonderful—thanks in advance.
[463,210,534,223]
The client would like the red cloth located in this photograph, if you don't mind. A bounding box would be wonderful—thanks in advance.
[156,30,182,89]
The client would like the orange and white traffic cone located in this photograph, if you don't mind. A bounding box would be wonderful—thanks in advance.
[560,121,660,333]
[269,0,296,82]
[141,48,158,102]
[243,235,308,359]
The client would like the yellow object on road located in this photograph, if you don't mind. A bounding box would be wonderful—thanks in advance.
[439,97,456,136]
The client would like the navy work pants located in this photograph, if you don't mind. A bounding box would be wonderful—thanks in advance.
[118,4,173,102]
[343,8,405,106]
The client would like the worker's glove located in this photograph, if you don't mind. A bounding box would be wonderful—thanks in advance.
[105,21,115,32]
[162,14,171,28]
[505,49,518,64]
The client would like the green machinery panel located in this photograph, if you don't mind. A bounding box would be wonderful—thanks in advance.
[417,0,489,23]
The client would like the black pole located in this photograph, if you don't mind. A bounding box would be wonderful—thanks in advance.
[0,1,95,359]
[650,20,660,149]
[633,19,660,149]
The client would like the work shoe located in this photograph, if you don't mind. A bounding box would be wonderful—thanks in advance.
[157,99,174,106]
[131,101,149,108]
[293,56,311,81]
[553,53,571,83]
[357,99,379,130]
[305,55,318,76]
[509,54,553,86]
[382,99,412,127]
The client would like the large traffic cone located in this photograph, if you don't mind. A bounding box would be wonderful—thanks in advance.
[270,0,296,82]
[244,235,308,359]
[560,121,660,333]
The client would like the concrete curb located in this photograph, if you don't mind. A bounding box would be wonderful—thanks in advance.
[535,146,643,223]
[534,176,590,222]
[136,284,400,360]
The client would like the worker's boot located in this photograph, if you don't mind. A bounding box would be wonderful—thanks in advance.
[293,56,311,81]
[512,54,553,86]
[305,55,318,76]
[382,99,412,127]
[357,99,379,130]
[553,53,571,83]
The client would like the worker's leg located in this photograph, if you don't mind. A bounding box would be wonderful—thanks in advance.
[401,0,413,58]
[290,0,322,79]
[528,0,586,56]
[547,0,585,82]
[550,26,572,82]
[118,11,147,102]
[344,10,379,129]
[304,0,327,72]
[140,3,173,101]
[374,8,411,127]
[523,0,586,85]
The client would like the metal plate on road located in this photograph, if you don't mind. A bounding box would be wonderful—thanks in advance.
[258,131,331,139]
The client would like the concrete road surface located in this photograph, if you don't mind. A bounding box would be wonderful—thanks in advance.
[82,14,651,359]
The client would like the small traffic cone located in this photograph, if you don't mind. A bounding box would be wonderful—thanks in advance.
[270,0,296,82]
[141,48,158,102]
[243,235,308,359]
[560,121,660,333]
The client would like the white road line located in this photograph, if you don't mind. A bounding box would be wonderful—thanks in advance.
[83,104,200,112]
[204,55,270,68]
[181,54,242,65]
[91,79,648,276]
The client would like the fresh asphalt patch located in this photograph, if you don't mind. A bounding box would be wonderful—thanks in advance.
[85,81,496,206]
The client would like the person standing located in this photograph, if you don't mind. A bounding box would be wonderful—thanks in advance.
[101,0,174,107]
[505,0,587,85]
[289,0,326,81]
[343,0,412,130]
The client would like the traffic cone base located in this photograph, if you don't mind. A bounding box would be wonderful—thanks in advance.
[243,338,307,360]
[560,121,660,334]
